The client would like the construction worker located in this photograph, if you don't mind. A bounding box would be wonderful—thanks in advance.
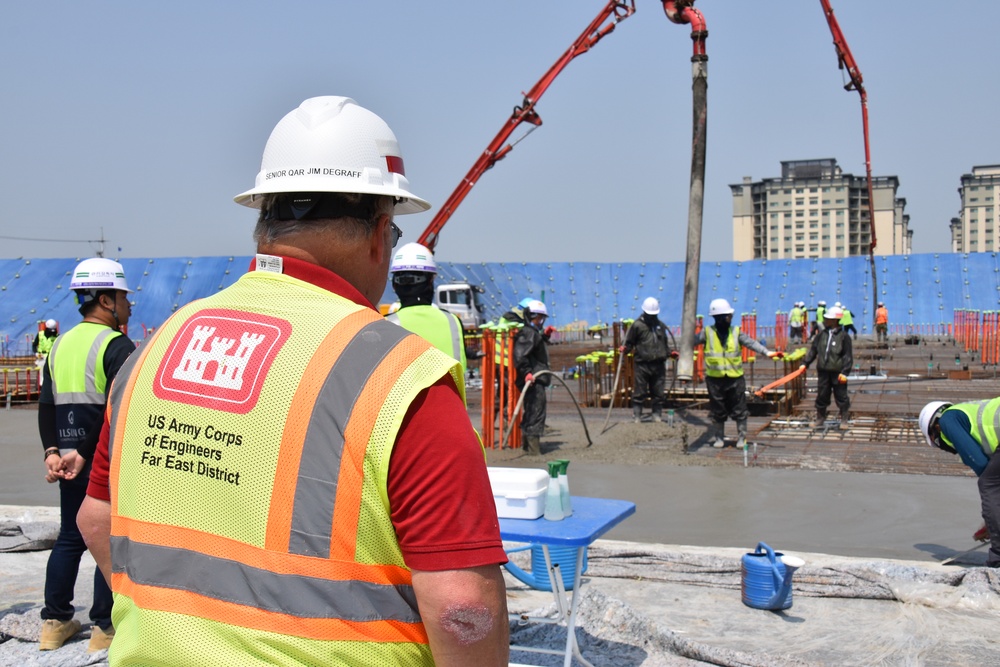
[875,301,889,344]
[489,297,530,423]
[37,258,135,652]
[810,299,826,337]
[77,96,509,665]
[920,398,1000,566]
[387,242,467,393]
[694,298,779,449]
[799,305,852,429]
[789,302,805,344]
[840,303,857,340]
[33,319,59,360]
[514,299,554,455]
[620,297,677,423]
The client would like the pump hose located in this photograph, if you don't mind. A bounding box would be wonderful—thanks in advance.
[502,370,593,450]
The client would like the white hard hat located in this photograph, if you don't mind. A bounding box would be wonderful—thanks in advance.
[709,298,734,316]
[390,242,437,273]
[878,301,884,306]
[44,319,58,329]
[834,302,842,308]
[234,96,430,215]
[818,300,827,306]
[525,299,548,318]
[641,297,660,315]
[824,306,844,320]
[70,258,131,294]
[919,401,951,448]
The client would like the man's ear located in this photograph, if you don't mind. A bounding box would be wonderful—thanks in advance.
[368,214,390,263]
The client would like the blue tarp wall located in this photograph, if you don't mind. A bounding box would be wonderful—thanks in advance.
[2,253,996,355]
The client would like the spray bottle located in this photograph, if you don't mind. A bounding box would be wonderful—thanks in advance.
[556,459,572,517]
[543,461,564,521]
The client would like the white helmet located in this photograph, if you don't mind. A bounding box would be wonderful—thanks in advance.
[234,96,430,215]
[878,301,884,306]
[70,258,131,294]
[524,299,548,318]
[44,319,58,329]
[919,401,951,448]
[390,242,437,274]
[818,300,827,306]
[709,298,734,316]
[824,306,844,320]
[641,297,660,315]
[834,302,842,308]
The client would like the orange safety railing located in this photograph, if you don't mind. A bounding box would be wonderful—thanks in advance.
[479,328,521,450]
[773,312,788,351]
[954,309,980,353]
[2,366,41,402]
[982,311,999,365]
[740,313,757,363]
[693,315,704,383]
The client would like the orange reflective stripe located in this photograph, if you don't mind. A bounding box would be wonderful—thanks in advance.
[113,516,412,584]
[266,308,372,552]
[112,573,428,644]
[330,335,430,562]
[109,339,158,516]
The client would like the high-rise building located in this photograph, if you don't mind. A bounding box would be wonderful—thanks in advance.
[730,158,911,261]
[951,165,1000,253]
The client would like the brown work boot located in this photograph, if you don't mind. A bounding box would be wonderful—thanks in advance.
[88,625,115,653]
[809,414,826,428]
[39,618,81,651]
[839,411,850,430]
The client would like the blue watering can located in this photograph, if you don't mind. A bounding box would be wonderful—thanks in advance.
[740,542,805,610]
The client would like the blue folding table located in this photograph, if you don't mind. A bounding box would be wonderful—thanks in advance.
[500,496,636,667]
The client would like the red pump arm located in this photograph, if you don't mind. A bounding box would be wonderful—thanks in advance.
[417,0,636,252]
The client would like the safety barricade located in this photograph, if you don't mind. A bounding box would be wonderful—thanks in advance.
[740,313,757,364]
[773,312,788,351]
[2,366,41,403]
[479,328,521,450]
[981,312,999,366]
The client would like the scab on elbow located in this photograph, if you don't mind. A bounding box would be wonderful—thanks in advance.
[439,603,494,645]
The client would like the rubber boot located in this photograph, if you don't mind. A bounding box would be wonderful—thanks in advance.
[652,410,662,423]
[839,409,850,430]
[710,423,725,448]
[632,405,642,424]
[810,411,826,428]
[736,419,748,450]
[522,435,541,456]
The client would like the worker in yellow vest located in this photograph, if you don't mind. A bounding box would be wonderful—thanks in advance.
[920,398,1000,566]
[386,242,467,394]
[77,96,509,665]
[38,258,135,653]
[694,298,779,449]
[33,318,59,360]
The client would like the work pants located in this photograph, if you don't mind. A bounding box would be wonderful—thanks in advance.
[979,452,1000,567]
[520,382,547,438]
[844,324,857,338]
[41,472,113,631]
[632,360,666,415]
[814,370,850,417]
[875,323,888,342]
[789,325,803,343]
[706,374,748,427]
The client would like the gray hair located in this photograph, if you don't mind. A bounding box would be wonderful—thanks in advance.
[253,192,395,245]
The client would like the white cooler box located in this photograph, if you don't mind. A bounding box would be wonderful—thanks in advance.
[487,467,549,520]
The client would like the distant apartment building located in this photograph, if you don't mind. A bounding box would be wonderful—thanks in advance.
[730,158,912,261]
[950,165,1000,253]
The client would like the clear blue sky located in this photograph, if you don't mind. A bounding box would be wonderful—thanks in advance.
[3,1,998,263]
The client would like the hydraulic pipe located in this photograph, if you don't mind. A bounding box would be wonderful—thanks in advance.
[663,1,708,381]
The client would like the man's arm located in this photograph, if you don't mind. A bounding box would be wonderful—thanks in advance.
[840,332,853,375]
[411,566,509,666]
[78,496,113,585]
[939,410,989,476]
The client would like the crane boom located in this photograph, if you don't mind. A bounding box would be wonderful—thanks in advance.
[819,0,879,323]
[417,0,636,251]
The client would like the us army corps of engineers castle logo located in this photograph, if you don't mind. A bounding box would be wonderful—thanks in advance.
[154,309,291,413]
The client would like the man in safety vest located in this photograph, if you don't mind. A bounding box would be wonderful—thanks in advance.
[693,298,778,449]
[875,301,889,344]
[837,302,857,340]
[799,306,853,429]
[38,257,135,652]
[489,297,530,423]
[810,300,827,340]
[620,297,677,423]
[920,398,1000,566]
[33,318,59,360]
[514,299,554,456]
[788,302,805,344]
[386,242,467,393]
[78,96,510,665]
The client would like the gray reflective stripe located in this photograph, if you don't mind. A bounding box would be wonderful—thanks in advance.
[444,310,463,362]
[289,320,411,558]
[107,350,143,463]
[705,328,742,372]
[386,313,401,325]
[109,536,421,623]
[51,328,117,405]
[973,399,1000,457]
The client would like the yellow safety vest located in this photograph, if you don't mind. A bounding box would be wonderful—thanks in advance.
[107,269,462,666]
[941,398,1000,459]
[704,325,743,378]
[47,322,121,452]
[387,304,467,379]
[37,333,56,356]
